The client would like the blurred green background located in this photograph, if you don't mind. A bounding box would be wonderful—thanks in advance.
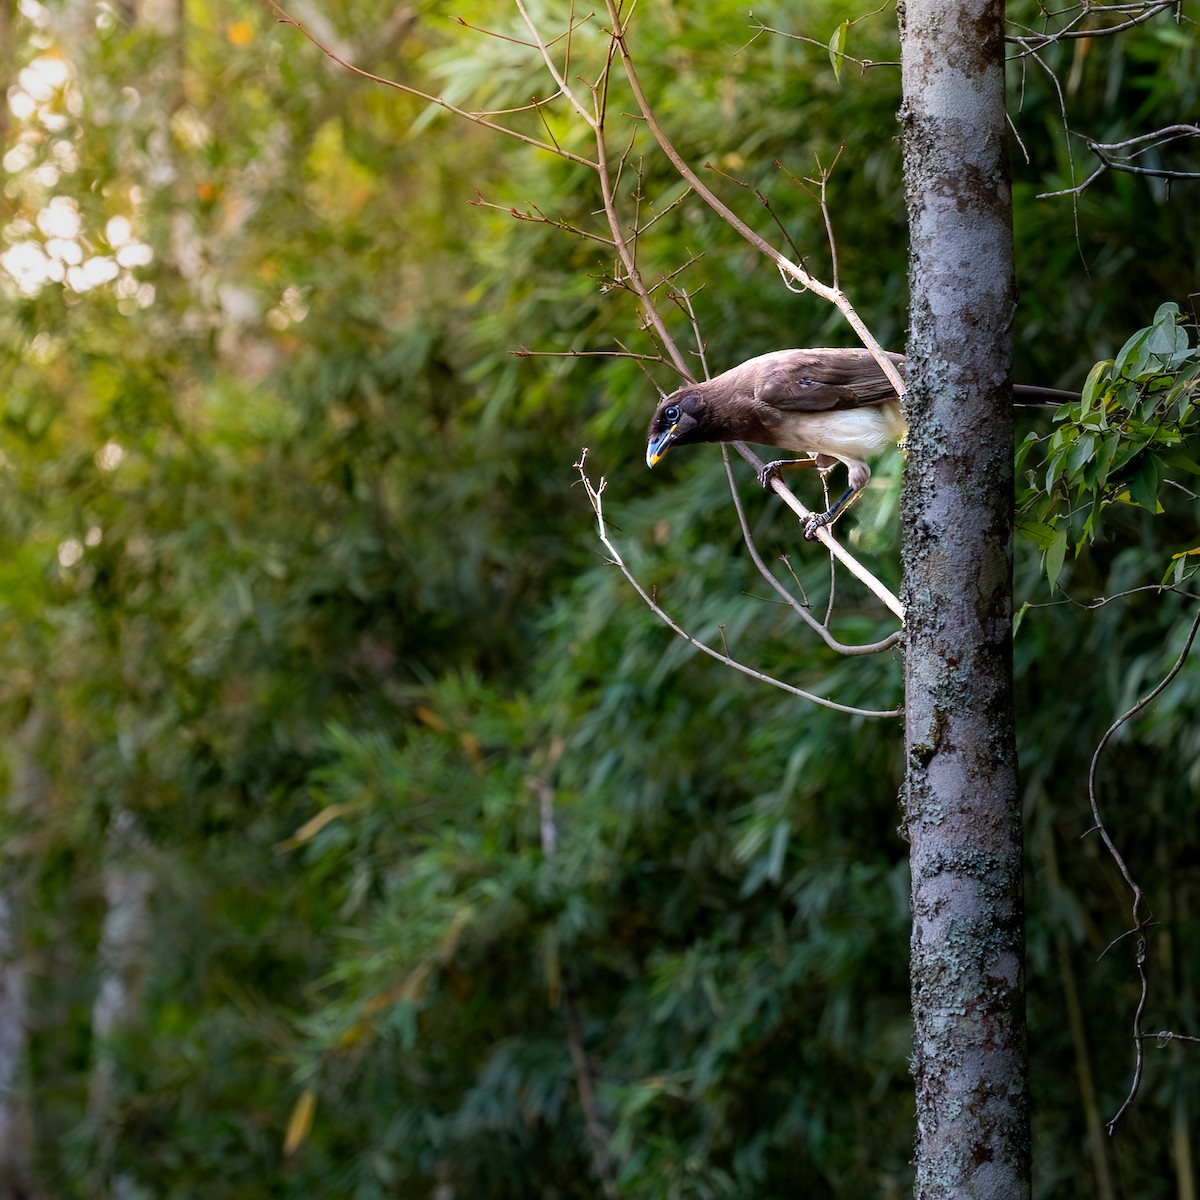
[2,1,1198,1195]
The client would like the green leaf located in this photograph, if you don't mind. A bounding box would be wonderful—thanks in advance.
[1165,550,1200,586]
[1012,601,1031,638]
[828,20,848,82]
[1163,450,1200,475]
[1086,430,1120,488]
[1065,430,1095,478]
[1145,301,1186,360]
[1114,326,1153,380]
[1016,517,1059,551]
[1126,455,1162,512]
[1014,431,1040,471]
[1045,527,1068,589]
[1078,359,1110,416]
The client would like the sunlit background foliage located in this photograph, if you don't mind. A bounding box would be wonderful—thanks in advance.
[1,0,1198,1196]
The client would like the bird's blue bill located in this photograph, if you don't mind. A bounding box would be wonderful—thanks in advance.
[646,424,678,468]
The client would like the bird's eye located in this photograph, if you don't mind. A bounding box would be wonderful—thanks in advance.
[664,404,681,423]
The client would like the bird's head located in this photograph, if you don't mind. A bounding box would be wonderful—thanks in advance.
[646,389,710,468]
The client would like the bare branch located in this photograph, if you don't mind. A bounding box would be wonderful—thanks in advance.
[1105,934,1150,1136]
[600,0,908,401]
[1085,602,1200,1132]
[264,0,600,169]
[515,0,598,128]
[664,281,710,379]
[470,191,617,245]
[454,10,592,53]
[1039,126,1200,199]
[1011,40,1088,241]
[1006,0,1183,51]
[746,5,900,72]
[647,254,706,296]
[704,161,808,268]
[1021,583,1200,611]
[633,184,697,237]
[774,150,847,292]
[512,345,665,363]
[1145,1030,1200,1045]
[576,454,903,718]
[721,448,903,655]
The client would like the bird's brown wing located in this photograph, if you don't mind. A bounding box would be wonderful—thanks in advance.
[754,349,905,412]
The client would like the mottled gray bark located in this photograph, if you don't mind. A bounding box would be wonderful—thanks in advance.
[898,0,1030,1195]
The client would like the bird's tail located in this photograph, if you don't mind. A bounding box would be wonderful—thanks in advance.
[1013,383,1078,406]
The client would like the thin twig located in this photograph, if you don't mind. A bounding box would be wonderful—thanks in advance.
[1007,0,1181,49]
[512,346,665,363]
[667,283,710,381]
[1040,125,1200,197]
[747,4,900,71]
[704,161,807,267]
[1021,583,1200,611]
[471,192,617,245]
[1087,602,1200,1132]
[265,0,599,169]
[721,448,903,655]
[515,0,598,128]
[601,0,908,402]
[577,454,902,718]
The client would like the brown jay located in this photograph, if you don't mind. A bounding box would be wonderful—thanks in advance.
[645,348,1074,537]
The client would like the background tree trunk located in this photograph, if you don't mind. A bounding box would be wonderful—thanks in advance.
[899,0,1030,1194]
[0,893,31,1200]
[88,811,154,1200]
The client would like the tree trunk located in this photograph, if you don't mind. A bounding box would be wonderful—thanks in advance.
[898,0,1030,1194]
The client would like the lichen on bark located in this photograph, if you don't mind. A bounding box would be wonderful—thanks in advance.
[899,0,1030,1194]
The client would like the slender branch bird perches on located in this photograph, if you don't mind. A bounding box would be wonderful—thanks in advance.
[645,348,1074,537]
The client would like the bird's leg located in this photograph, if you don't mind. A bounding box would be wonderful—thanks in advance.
[756,456,818,488]
[802,485,859,539]
[802,459,869,539]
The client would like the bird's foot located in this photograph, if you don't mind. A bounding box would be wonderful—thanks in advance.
[757,458,809,488]
[803,510,834,540]
[803,485,858,539]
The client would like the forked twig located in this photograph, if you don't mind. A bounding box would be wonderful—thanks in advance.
[1144,1031,1200,1045]
[1087,602,1200,1133]
[721,448,903,655]
[1007,0,1183,51]
[576,454,903,718]
[600,0,908,402]
[263,0,598,168]
[1039,126,1200,199]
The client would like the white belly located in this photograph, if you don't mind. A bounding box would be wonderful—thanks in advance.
[775,404,907,463]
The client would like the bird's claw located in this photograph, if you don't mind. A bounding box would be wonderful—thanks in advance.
[757,458,803,488]
[803,511,833,540]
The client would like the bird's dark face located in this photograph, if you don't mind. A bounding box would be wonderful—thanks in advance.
[646,390,709,468]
